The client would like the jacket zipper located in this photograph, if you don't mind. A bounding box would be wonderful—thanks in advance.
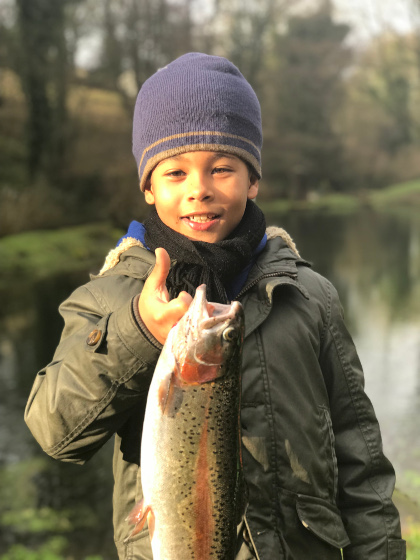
[235,271,298,301]
[238,270,299,560]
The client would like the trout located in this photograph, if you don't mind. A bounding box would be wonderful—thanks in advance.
[127,284,246,559]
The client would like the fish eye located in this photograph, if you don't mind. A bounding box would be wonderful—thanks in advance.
[222,327,236,341]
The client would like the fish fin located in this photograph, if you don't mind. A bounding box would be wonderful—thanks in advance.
[148,509,156,540]
[125,498,151,541]
[158,357,185,416]
[158,371,173,413]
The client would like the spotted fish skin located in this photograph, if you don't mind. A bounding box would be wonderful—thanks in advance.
[127,285,246,559]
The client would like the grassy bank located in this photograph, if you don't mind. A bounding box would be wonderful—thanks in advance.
[394,490,420,559]
[0,223,123,291]
[259,178,420,215]
[1,177,419,283]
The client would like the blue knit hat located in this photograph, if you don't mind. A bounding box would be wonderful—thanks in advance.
[132,52,262,192]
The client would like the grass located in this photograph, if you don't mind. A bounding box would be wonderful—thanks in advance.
[259,178,420,215]
[259,192,361,215]
[370,178,420,206]
[393,489,420,559]
[407,524,420,560]
[0,223,123,290]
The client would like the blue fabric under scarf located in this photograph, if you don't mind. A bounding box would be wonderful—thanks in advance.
[118,221,148,249]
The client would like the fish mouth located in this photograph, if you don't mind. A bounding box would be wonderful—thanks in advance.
[193,285,242,330]
[173,284,244,383]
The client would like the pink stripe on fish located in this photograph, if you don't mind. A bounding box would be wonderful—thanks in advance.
[194,416,213,558]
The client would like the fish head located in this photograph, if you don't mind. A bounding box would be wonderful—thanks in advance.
[172,285,244,385]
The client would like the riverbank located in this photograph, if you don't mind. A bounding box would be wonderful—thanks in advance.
[259,178,420,215]
[0,222,123,293]
[1,178,420,294]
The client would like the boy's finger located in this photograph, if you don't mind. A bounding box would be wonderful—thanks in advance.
[163,292,193,333]
[171,291,193,317]
[176,291,193,308]
[164,291,192,320]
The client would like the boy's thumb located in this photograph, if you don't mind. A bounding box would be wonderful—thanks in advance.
[149,247,171,290]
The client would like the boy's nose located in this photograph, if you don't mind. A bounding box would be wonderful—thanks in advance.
[186,174,214,201]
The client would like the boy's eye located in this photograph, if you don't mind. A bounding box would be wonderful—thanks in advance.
[165,170,185,177]
[212,166,232,174]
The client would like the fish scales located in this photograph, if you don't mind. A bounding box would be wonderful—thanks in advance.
[127,285,246,559]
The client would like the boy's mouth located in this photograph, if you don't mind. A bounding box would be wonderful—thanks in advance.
[181,213,220,231]
[184,213,220,223]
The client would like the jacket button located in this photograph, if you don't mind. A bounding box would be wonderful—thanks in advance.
[87,329,102,346]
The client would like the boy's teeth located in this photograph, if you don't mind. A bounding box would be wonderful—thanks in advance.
[189,215,216,223]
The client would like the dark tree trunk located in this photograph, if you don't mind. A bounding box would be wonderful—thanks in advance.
[16,0,68,184]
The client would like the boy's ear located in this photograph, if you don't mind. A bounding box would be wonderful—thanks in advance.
[247,177,259,200]
[144,181,155,205]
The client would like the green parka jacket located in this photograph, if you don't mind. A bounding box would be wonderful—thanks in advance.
[25,228,405,560]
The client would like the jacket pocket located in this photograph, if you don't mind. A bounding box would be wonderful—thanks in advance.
[388,538,406,559]
[296,494,350,549]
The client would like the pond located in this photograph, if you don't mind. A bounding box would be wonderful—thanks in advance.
[0,207,419,557]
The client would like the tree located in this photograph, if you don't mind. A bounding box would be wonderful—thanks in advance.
[16,0,70,184]
[262,1,352,198]
[205,0,297,92]
[338,32,420,188]
[354,34,418,154]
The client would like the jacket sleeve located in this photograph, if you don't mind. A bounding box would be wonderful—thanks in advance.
[319,282,406,560]
[24,281,162,464]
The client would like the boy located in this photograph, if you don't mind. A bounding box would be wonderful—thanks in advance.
[25,53,405,559]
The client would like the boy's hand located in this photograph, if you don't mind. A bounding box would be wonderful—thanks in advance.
[138,248,193,344]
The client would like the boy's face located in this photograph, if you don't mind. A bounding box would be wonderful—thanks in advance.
[144,151,259,243]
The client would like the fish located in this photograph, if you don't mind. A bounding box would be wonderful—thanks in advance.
[127,284,247,559]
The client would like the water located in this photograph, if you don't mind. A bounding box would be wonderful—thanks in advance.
[1,208,419,555]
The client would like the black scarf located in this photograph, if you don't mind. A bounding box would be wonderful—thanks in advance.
[144,200,266,303]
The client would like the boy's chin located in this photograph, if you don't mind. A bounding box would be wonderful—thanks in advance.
[176,219,227,243]
[183,231,223,243]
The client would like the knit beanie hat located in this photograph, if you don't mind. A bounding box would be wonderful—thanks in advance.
[132,52,262,192]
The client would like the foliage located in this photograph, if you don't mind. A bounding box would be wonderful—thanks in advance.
[0,459,45,514]
[0,457,103,532]
[14,0,70,184]
[262,1,353,198]
[0,537,68,560]
[0,0,420,228]
[0,534,105,560]
[370,179,420,207]
[0,223,122,287]
[260,177,420,215]
[337,33,420,189]
[0,449,115,558]
[1,507,97,534]
[407,523,420,560]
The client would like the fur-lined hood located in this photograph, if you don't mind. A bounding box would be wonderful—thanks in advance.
[98,226,300,276]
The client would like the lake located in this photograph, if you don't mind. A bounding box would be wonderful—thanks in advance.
[0,207,419,557]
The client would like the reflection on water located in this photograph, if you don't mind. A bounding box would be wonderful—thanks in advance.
[0,271,116,556]
[1,209,419,555]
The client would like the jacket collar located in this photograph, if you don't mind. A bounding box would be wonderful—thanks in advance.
[237,230,311,304]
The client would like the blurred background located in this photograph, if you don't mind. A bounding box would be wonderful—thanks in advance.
[0,0,420,558]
